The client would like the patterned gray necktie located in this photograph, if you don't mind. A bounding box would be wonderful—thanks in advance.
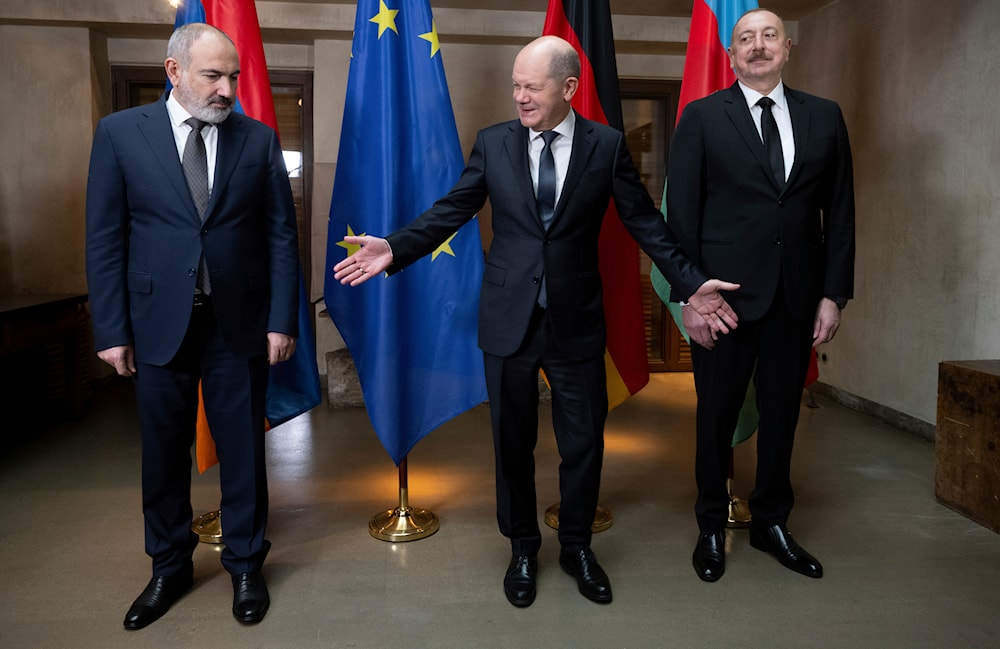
[183,117,211,293]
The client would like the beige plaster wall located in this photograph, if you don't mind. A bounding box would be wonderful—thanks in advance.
[0,25,93,295]
[786,0,1000,424]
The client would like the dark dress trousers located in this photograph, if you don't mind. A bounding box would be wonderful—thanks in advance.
[386,113,706,554]
[86,95,300,576]
[666,83,855,532]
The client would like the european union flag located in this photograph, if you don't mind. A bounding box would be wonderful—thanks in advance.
[323,0,487,465]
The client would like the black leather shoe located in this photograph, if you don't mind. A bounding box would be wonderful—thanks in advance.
[232,571,270,624]
[559,548,612,603]
[692,529,726,582]
[123,574,193,630]
[750,523,823,578]
[503,555,538,607]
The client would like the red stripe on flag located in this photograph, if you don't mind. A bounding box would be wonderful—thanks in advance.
[543,0,650,400]
[203,0,278,132]
[677,0,736,124]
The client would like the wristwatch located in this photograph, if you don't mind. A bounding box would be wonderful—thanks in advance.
[827,296,848,310]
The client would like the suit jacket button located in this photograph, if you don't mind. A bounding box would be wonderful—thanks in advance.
[532,276,540,284]
[201,228,208,235]
[773,237,782,245]
[188,268,197,277]
[778,200,784,207]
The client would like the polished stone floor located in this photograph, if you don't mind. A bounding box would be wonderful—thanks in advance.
[2,372,998,649]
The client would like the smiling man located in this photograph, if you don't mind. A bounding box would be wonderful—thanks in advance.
[667,8,856,583]
[334,35,740,608]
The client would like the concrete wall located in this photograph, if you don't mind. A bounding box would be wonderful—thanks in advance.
[0,25,94,295]
[786,0,1000,425]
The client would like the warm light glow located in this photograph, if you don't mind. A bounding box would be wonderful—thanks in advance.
[169,0,181,9]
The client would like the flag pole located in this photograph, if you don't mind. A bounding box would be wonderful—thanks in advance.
[369,456,440,542]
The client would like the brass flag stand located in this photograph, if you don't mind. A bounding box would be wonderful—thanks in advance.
[544,503,614,533]
[369,457,439,542]
[193,509,224,544]
[726,449,751,528]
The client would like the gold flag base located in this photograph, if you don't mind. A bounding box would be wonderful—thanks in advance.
[369,457,439,542]
[369,505,439,542]
[726,478,751,528]
[543,503,613,533]
[192,509,224,544]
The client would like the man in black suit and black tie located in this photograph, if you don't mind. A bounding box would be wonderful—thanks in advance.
[334,35,739,607]
[668,8,855,582]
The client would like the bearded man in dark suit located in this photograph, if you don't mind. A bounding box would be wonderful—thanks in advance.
[86,23,299,628]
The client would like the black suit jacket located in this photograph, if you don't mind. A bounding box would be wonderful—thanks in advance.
[666,83,855,321]
[86,96,300,365]
[387,113,707,360]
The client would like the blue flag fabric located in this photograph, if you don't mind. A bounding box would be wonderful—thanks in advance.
[323,0,488,465]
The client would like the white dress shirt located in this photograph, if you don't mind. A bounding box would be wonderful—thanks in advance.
[528,110,575,205]
[166,91,219,193]
[737,81,795,181]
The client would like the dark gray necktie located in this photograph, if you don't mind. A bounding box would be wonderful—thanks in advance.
[183,117,211,293]
[537,131,558,230]
[757,97,785,187]
[536,131,558,308]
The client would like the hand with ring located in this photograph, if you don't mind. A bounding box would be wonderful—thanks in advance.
[333,235,394,286]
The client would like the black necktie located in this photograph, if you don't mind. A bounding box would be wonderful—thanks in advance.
[757,97,785,187]
[183,117,211,293]
[535,131,558,308]
[537,131,558,230]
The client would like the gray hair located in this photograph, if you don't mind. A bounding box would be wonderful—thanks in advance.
[167,22,235,67]
[548,46,581,83]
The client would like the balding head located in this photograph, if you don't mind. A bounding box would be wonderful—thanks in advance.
[511,36,580,131]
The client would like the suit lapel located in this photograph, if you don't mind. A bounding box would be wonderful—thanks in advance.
[503,122,544,228]
[554,115,597,230]
[784,86,810,190]
[207,116,249,222]
[137,98,201,224]
[723,83,784,193]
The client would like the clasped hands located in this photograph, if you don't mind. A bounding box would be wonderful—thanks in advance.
[683,280,741,349]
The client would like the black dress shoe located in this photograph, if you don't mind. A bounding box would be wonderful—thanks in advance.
[123,573,193,630]
[559,548,612,603]
[232,571,270,624]
[750,523,823,578]
[503,555,538,607]
[692,529,726,582]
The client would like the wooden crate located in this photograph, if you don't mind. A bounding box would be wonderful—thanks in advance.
[935,360,1000,532]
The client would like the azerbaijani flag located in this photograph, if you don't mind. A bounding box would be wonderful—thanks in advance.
[651,0,818,446]
[173,0,322,472]
[542,0,648,410]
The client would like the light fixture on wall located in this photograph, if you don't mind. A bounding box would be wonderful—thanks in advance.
[169,0,181,8]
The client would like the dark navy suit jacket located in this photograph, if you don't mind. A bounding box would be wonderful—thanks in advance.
[86,96,299,365]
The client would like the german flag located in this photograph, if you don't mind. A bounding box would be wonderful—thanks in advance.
[542,0,648,410]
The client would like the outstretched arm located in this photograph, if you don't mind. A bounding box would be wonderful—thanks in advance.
[332,236,393,286]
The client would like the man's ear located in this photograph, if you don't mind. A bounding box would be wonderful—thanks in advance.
[564,76,579,102]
